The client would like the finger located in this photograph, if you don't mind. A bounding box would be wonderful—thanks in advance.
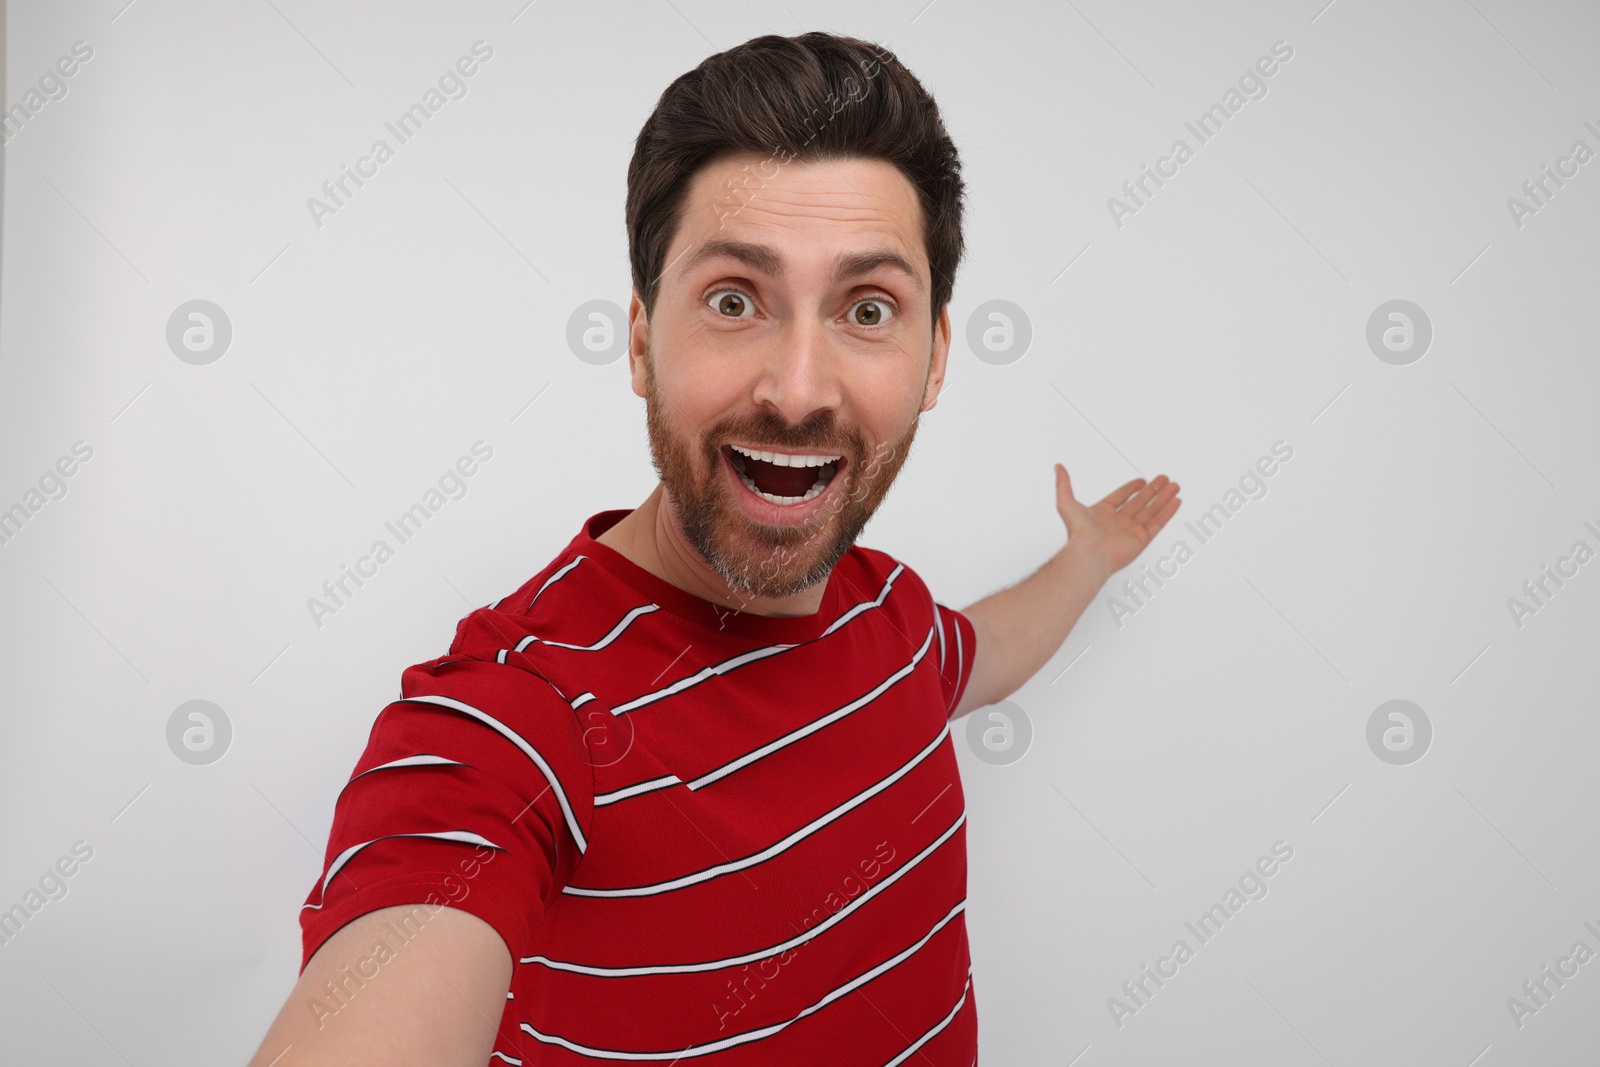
[1130,480,1179,524]
[1102,477,1147,508]
[1058,483,1093,530]
[1117,474,1170,514]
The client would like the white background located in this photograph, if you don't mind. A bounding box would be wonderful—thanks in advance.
[1,0,1597,1063]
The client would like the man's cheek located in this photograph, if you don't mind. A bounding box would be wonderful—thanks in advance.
[849,445,894,499]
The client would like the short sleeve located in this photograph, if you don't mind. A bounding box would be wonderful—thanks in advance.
[932,601,977,715]
[299,656,595,971]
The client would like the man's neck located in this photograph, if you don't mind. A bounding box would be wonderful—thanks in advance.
[594,485,829,619]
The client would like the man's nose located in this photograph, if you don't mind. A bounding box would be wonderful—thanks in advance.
[750,314,844,426]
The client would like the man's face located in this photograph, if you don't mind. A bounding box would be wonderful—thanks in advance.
[628,152,951,603]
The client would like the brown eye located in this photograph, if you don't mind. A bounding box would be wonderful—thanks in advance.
[708,290,754,318]
[849,298,894,326]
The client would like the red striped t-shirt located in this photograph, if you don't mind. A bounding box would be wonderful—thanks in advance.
[301,508,979,1065]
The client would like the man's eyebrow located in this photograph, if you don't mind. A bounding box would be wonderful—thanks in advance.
[675,238,925,295]
[833,249,925,295]
[676,238,784,282]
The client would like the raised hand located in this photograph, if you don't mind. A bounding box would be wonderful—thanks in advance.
[1054,465,1181,580]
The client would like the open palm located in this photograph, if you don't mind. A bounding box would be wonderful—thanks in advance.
[1054,464,1181,579]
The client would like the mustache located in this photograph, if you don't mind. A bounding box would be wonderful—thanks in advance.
[709,412,859,456]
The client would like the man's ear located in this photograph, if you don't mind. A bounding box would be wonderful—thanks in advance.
[627,289,650,399]
[922,303,952,413]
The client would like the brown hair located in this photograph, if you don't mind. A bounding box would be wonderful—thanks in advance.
[625,32,966,324]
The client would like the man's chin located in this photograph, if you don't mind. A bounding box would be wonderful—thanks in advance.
[695,502,848,601]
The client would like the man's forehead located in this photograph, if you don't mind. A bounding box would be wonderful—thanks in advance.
[669,154,929,287]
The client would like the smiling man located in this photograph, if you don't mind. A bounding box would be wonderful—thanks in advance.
[250,31,1178,1067]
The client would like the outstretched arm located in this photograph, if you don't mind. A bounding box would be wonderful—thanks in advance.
[951,466,1180,720]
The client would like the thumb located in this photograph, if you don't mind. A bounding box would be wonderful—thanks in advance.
[1055,463,1078,513]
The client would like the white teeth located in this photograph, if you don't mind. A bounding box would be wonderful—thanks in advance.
[730,444,840,469]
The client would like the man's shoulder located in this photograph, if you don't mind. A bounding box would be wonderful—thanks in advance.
[445,552,605,661]
[484,540,596,622]
[385,523,606,692]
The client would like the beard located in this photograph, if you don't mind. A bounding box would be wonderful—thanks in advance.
[642,346,920,603]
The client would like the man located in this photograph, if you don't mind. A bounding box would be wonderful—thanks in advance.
[249,31,1178,1066]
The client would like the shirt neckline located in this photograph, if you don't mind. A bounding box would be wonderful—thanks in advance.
[574,509,846,644]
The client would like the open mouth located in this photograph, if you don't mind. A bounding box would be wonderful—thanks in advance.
[722,443,843,506]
